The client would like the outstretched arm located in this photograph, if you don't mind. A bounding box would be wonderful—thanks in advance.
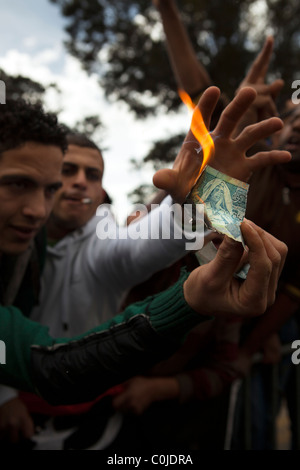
[0,221,286,404]
[153,0,212,96]
[233,36,284,138]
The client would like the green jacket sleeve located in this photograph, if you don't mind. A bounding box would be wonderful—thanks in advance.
[0,271,211,404]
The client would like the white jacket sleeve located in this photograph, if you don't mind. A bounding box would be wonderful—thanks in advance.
[92,196,204,289]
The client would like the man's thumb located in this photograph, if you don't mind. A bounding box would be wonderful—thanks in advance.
[210,235,244,278]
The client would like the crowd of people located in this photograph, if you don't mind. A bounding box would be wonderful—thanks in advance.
[0,0,299,451]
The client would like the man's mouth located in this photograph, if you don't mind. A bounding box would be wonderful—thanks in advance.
[10,225,39,240]
[63,195,92,204]
[284,135,300,152]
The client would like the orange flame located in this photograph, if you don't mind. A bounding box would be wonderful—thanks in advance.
[178,88,214,177]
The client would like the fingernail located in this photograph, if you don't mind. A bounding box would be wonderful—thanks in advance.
[243,219,256,229]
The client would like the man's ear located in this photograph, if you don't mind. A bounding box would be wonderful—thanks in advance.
[101,188,111,204]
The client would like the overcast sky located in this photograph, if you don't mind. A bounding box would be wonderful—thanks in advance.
[0,0,188,222]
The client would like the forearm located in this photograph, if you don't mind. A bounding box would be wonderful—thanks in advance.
[177,364,238,402]
[148,376,181,402]
[0,273,207,405]
[155,0,211,94]
[100,197,202,289]
[176,345,240,401]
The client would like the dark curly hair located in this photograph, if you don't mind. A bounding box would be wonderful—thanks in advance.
[0,99,68,155]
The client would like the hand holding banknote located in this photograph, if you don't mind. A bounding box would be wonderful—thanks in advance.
[184,220,287,318]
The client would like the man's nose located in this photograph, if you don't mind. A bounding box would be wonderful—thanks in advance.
[22,191,48,221]
[73,169,88,188]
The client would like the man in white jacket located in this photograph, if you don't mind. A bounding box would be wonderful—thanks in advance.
[29,132,203,337]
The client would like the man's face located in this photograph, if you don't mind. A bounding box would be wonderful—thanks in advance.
[209,185,223,205]
[50,145,105,232]
[0,142,63,255]
[278,105,300,164]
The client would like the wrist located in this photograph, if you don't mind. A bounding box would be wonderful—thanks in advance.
[183,276,210,317]
[153,377,180,401]
[155,0,177,13]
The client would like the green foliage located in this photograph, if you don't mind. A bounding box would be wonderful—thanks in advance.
[49,0,300,112]
[127,183,156,205]
[0,68,46,103]
[1,68,104,141]
[265,0,300,107]
[72,115,105,139]
[143,133,186,170]
[48,0,273,116]
[128,133,186,204]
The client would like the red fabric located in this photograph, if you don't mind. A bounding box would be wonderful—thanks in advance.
[19,384,124,416]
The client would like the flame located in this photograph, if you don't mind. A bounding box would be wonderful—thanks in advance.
[178,88,214,177]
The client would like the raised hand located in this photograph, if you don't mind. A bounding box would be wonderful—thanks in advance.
[234,36,284,130]
[153,86,290,202]
[0,398,34,443]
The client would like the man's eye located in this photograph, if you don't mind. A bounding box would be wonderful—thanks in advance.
[87,172,101,181]
[62,166,76,175]
[9,181,28,190]
[45,186,60,198]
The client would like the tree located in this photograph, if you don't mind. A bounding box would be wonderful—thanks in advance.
[49,0,300,202]
[49,0,300,111]
[265,0,300,108]
[0,68,105,141]
[0,68,47,103]
[128,133,185,204]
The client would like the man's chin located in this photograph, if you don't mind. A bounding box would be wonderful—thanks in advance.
[2,241,31,256]
[59,216,87,232]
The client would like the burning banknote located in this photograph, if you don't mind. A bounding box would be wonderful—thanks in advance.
[186,165,249,243]
[187,165,250,279]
